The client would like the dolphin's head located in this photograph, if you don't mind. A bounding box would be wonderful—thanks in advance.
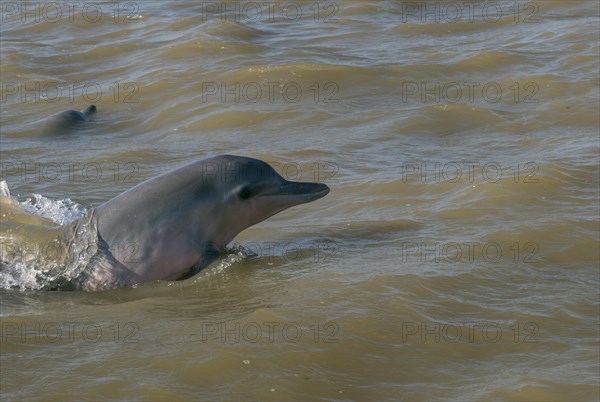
[95,155,329,284]
[192,155,330,248]
[83,105,97,119]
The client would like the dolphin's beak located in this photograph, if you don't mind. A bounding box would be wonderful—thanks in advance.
[266,181,330,204]
[247,180,329,229]
[252,180,330,220]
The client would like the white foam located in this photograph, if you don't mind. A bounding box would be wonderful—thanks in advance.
[0,181,10,197]
[0,262,44,290]
[20,194,86,225]
[203,244,256,276]
[0,182,89,290]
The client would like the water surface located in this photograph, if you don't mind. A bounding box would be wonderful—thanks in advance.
[1,1,599,400]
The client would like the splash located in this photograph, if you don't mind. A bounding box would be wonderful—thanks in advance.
[203,243,257,276]
[0,181,10,197]
[0,181,96,290]
[20,194,86,225]
[0,261,42,290]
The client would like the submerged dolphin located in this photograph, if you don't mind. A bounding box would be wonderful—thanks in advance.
[42,105,97,134]
[0,155,329,291]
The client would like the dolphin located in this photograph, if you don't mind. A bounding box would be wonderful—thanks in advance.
[42,105,97,134]
[0,155,330,291]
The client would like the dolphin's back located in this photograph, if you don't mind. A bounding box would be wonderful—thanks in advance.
[42,105,97,134]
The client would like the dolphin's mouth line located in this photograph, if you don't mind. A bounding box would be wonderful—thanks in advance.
[261,183,330,202]
[257,190,329,204]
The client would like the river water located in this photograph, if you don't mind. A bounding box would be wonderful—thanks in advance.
[1,1,599,400]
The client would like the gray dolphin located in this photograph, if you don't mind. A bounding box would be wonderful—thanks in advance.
[1,155,329,291]
[42,105,97,134]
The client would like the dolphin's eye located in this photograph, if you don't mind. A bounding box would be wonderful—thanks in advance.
[239,187,252,200]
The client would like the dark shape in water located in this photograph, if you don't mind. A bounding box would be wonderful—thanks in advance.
[43,105,97,134]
